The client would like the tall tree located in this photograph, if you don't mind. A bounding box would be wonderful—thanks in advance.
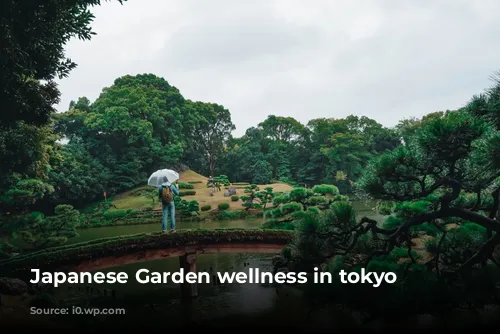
[1,0,125,126]
[0,0,126,195]
[188,101,235,177]
[258,115,304,142]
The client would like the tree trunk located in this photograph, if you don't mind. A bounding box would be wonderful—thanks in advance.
[209,155,216,177]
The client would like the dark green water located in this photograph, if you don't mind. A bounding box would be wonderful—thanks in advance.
[56,201,385,328]
[71,200,384,243]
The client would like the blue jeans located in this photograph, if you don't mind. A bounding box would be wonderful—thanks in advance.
[161,202,176,231]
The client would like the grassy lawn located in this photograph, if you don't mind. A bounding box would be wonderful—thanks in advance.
[111,193,154,210]
[99,170,294,212]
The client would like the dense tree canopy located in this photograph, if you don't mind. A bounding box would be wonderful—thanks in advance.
[0,0,126,253]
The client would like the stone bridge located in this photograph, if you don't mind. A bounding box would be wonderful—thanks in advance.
[0,229,293,298]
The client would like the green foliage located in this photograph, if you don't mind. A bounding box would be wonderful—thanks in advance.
[1,0,128,126]
[218,202,230,211]
[278,177,299,187]
[312,184,339,196]
[261,219,295,230]
[185,101,235,177]
[179,190,196,196]
[289,187,313,203]
[200,204,212,211]
[272,194,290,205]
[178,182,194,189]
[252,160,273,184]
[281,202,303,214]
[172,197,200,217]
[307,196,330,207]
[219,114,399,188]
[78,208,163,228]
[287,75,500,316]
[240,184,265,210]
[417,111,490,164]
[188,181,203,184]
[231,195,239,201]
[187,200,200,215]
[103,209,129,219]
[206,175,230,191]
[439,223,488,267]
[376,200,395,215]
[217,175,230,185]
[10,204,80,250]
[217,210,248,220]
[1,179,54,210]
[260,184,346,230]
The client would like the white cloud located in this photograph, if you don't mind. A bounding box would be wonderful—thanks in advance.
[56,0,500,136]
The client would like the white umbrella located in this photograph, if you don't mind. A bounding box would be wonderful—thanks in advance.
[148,169,179,187]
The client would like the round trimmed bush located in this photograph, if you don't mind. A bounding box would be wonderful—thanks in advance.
[201,204,211,211]
[218,202,230,211]
[312,184,339,196]
[231,195,239,201]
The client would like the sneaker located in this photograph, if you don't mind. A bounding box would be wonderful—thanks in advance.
[170,229,176,233]
[162,230,167,233]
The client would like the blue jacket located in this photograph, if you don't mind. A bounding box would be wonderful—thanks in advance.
[158,182,179,200]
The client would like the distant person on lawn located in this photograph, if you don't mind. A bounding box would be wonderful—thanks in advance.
[158,176,179,233]
[208,176,215,196]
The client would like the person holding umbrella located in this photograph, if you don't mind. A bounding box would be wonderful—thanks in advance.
[158,176,179,233]
[148,168,180,232]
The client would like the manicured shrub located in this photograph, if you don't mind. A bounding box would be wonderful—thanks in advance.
[178,182,194,189]
[289,187,313,202]
[231,195,239,201]
[272,194,289,206]
[218,202,230,211]
[312,184,339,196]
[103,209,128,219]
[281,202,302,215]
[307,206,321,214]
[218,175,231,186]
[307,196,330,206]
[217,210,247,220]
[179,190,196,196]
[188,181,203,184]
[201,204,211,211]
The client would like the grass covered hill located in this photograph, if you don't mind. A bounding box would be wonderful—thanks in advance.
[106,169,294,212]
[76,169,296,227]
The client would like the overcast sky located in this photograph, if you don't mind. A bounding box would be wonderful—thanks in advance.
[55,0,500,137]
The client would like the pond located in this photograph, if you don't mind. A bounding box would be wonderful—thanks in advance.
[71,200,384,243]
[54,200,388,329]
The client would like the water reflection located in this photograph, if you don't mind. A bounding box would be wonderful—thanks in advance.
[57,253,309,327]
[72,200,383,244]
